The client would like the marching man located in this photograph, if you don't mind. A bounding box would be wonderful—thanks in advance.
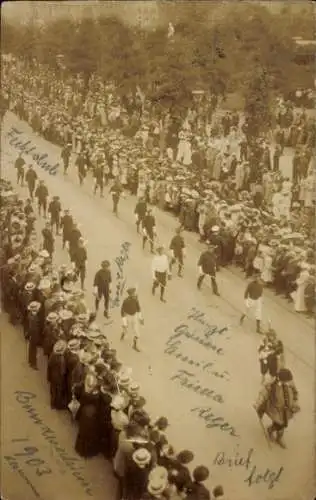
[152,245,169,303]
[254,368,300,448]
[258,327,284,384]
[240,271,263,333]
[120,287,144,352]
[169,227,186,278]
[142,208,156,253]
[134,196,147,234]
[93,260,112,318]
[197,242,220,296]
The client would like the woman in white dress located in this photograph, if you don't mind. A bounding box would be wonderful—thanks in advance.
[261,248,273,285]
[292,263,310,312]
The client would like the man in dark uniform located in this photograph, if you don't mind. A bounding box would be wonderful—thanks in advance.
[207,225,223,269]
[73,238,87,290]
[61,143,72,175]
[26,300,42,370]
[110,178,123,215]
[120,287,143,352]
[93,158,105,197]
[142,208,156,253]
[48,196,62,235]
[35,180,49,218]
[75,152,86,186]
[93,260,112,318]
[60,209,74,249]
[42,222,55,259]
[15,153,26,186]
[68,222,82,264]
[197,243,220,295]
[134,197,147,234]
[169,227,186,277]
[25,165,38,200]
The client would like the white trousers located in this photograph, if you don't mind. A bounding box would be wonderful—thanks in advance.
[244,297,262,321]
[122,314,140,339]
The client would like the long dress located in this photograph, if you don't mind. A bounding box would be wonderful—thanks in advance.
[75,388,101,458]
[293,269,310,312]
[261,254,273,284]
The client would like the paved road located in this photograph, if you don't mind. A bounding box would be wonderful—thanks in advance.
[1,112,314,500]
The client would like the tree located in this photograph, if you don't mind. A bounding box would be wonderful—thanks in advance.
[243,66,273,137]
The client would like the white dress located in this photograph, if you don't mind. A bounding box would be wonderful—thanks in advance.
[293,270,310,312]
[261,254,273,283]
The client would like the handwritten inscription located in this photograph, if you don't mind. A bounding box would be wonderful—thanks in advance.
[167,309,236,437]
[7,127,59,175]
[213,447,284,490]
[14,391,93,496]
[111,241,131,308]
[4,455,44,499]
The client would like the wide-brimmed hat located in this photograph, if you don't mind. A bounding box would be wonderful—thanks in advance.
[79,350,93,365]
[53,339,67,355]
[68,338,81,352]
[127,287,136,295]
[147,477,167,496]
[59,309,73,321]
[132,448,151,467]
[110,395,125,410]
[27,301,41,311]
[24,282,36,291]
[128,381,140,395]
[77,313,89,323]
[46,312,58,323]
[117,372,131,387]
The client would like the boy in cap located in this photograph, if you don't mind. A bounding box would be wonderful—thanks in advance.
[240,272,263,333]
[169,227,186,278]
[15,152,25,186]
[25,165,38,200]
[142,208,156,253]
[48,196,62,235]
[197,243,220,296]
[121,287,144,352]
[42,222,55,259]
[93,260,112,318]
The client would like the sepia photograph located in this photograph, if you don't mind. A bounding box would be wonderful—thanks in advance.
[0,1,315,499]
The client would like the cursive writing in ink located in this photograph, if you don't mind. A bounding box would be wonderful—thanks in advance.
[191,406,239,438]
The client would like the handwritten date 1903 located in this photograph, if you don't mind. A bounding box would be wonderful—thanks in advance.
[5,438,52,477]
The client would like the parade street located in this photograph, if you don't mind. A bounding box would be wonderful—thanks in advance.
[1,111,314,500]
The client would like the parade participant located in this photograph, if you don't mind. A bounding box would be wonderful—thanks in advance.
[258,327,284,383]
[152,246,169,303]
[121,287,144,352]
[73,237,87,290]
[42,221,55,259]
[25,164,38,200]
[93,260,112,318]
[26,300,42,370]
[75,151,86,186]
[197,243,220,296]
[48,195,62,235]
[142,208,156,253]
[61,143,72,175]
[47,339,68,410]
[254,368,300,448]
[304,268,315,317]
[110,178,123,216]
[93,157,105,198]
[169,227,186,278]
[60,208,74,249]
[240,272,264,333]
[68,222,82,264]
[15,152,25,186]
[24,198,34,217]
[134,196,147,234]
[35,180,49,218]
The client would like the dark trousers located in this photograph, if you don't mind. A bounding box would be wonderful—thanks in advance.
[28,184,35,200]
[169,253,184,275]
[17,170,24,185]
[38,198,47,217]
[152,271,167,299]
[95,289,110,314]
[51,216,60,235]
[197,273,219,294]
[28,340,38,368]
[112,195,119,215]
[143,232,154,252]
[75,265,86,289]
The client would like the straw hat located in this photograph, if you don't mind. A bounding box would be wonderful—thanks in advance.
[110,395,125,410]
[59,309,73,321]
[27,301,41,311]
[147,477,167,496]
[78,350,92,365]
[24,282,36,291]
[46,312,58,323]
[53,339,67,355]
[38,278,51,290]
[39,250,50,258]
[132,448,151,468]
[68,338,81,353]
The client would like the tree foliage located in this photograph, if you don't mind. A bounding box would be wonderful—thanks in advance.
[1,2,314,130]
